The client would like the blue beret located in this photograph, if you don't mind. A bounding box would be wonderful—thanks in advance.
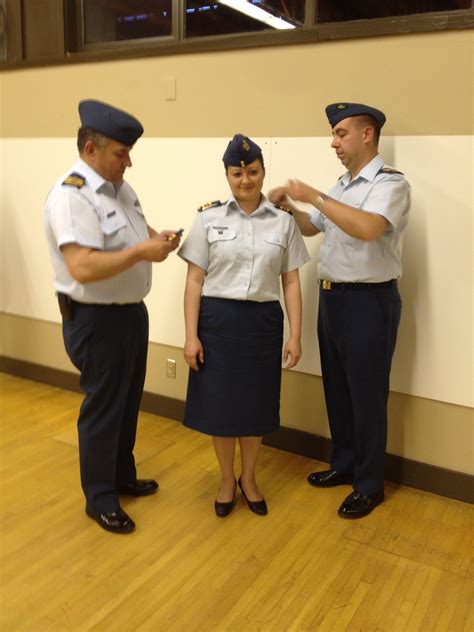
[325,102,386,129]
[78,99,144,146]
[222,134,262,168]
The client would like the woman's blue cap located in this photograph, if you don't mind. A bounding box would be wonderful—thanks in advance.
[78,99,144,146]
[223,134,262,167]
[325,103,386,128]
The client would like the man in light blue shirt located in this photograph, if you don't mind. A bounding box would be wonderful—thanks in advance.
[270,102,410,519]
[45,100,181,534]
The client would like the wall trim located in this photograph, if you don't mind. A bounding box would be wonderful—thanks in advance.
[1,355,472,505]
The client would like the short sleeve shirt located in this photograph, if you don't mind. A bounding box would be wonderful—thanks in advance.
[310,154,411,282]
[44,158,152,304]
[178,195,310,301]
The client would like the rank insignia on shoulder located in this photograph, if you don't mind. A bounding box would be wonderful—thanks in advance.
[197,200,222,212]
[274,203,293,215]
[62,172,86,188]
[378,167,404,175]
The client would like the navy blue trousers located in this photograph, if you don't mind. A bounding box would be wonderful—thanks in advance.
[62,301,148,512]
[317,283,401,495]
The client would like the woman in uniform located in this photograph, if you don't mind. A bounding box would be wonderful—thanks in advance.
[178,134,309,517]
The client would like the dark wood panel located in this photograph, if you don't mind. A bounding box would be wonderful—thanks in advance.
[4,0,22,62]
[21,0,65,60]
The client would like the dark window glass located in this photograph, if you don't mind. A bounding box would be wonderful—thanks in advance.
[185,0,304,38]
[83,0,172,44]
[318,0,472,23]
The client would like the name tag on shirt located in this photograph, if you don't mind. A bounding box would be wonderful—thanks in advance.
[212,225,229,235]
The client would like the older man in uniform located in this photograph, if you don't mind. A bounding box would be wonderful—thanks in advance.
[270,103,410,518]
[45,100,181,533]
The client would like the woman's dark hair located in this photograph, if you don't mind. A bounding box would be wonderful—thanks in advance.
[224,155,265,172]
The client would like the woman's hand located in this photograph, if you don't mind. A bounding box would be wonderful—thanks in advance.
[283,337,302,369]
[184,337,204,371]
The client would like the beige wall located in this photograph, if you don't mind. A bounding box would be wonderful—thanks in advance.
[1,31,473,138]
[1,29,473,475]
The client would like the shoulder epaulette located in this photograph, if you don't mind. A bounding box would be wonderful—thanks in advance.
[378,167,404,176]
[197,200,222,212]
[274,203,293,215]
[62,172,86,188]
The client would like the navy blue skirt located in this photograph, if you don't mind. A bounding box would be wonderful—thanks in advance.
[183,297,284,437]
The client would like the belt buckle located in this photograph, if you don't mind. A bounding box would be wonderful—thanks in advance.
[322,280,332,290]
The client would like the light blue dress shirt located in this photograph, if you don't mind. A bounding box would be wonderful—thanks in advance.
[310,154,411,283]
[44,158,152,304]
[178,195,310,301]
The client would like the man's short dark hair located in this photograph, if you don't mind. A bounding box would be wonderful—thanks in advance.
[354,115,381,144]
[77,126,109,152]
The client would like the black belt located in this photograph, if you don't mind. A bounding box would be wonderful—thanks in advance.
[319,279,397,290]
[57,293,141,320]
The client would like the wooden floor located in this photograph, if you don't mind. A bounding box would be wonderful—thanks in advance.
[0,373,473,632]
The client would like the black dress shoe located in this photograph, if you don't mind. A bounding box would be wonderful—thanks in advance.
[307,469,353,488]
[214,481,237,518]
[338,490,384,519]
[238,478,268,516]
[85,505,136,533]
[118,479,159,496]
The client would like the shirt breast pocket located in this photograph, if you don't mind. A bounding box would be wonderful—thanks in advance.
[263,232,287,261]
[208,227,237,259]
[100,215,128,250]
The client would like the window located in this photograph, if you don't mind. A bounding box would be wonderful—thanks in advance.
[1,0,472,67]
[83,0,172,44]
[317,0,472,23]
[185,0,304,38]
[82,0,304,44]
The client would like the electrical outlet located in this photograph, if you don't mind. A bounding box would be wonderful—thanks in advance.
[166,358,176,379]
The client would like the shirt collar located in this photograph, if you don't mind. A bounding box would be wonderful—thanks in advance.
[224,194,277,217]
[340,154,384,186]
[73,158,120,194]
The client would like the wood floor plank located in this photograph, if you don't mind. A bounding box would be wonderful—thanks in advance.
[1,373,473,632]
